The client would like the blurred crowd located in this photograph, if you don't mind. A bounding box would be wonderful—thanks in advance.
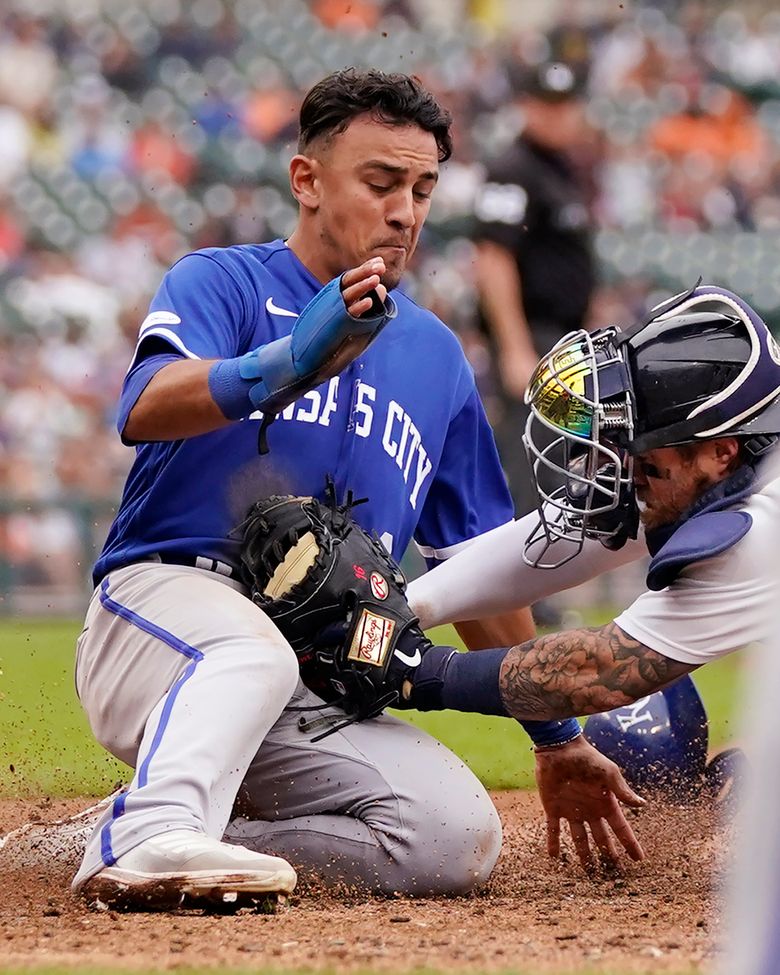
[3,0,780,607]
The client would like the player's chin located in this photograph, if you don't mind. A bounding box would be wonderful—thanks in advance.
[639,504,675,532]
[380,268,403,291]
[380,257,407,291]
[369,246,406,286]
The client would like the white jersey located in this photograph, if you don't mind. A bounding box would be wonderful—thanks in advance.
[408,466,780,667]
[616,467,780,665]
[406,508,647,628]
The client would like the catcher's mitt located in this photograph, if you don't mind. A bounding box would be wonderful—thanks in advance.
[239,486,432,735]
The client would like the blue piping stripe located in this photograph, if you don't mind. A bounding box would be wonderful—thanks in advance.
[99,578,204,662]
[137,659,198,789]
[100,791,127,866]
[97,577,204,866]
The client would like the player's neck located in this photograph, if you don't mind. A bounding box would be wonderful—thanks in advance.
[286,228,335,285]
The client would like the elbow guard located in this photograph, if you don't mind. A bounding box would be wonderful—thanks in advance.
[208,275,397,421]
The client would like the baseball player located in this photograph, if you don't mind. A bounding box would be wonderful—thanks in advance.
[399,283,780,860]
[63,67,643,910]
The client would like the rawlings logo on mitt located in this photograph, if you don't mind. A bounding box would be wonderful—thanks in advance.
[238,483,432,735]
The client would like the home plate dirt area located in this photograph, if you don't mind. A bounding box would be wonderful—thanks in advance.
[0,790,727,973]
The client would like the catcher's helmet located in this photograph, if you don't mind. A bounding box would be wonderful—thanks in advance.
[522,284,780,566]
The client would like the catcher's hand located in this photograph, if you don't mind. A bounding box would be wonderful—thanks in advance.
[239,487,438,727]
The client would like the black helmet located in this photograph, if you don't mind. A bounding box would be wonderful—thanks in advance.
[522,284,780,567]
[621,286,780,454]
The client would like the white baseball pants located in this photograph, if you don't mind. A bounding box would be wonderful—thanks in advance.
[72,562,501,895]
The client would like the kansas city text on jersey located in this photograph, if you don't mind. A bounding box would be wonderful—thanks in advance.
[253,378,433,510]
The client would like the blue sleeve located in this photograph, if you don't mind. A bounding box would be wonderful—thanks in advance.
[117,353,181,442]
[131,252,255,363]
[117,251,257,440]
[414,381,514,567]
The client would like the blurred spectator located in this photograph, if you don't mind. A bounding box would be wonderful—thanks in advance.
[127,119,197,185]
[112,201,183,266]
[28,105,66,170]
[66,82,127,181]
[313,0,380,32]
[100,34,149,98]
[0,196,25,270]
[648,81,768,229]
[244,86,300,144]
[0,15,57,114]
[0,104,31,188]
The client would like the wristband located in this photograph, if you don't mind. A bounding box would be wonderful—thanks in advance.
[523,719,582,750]
[409,646,584,745]
[208,356,256,420]
[208,275,398,425]
[409,645,510,715]
[442,646,510,715]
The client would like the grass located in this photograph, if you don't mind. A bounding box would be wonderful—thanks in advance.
[0,617,745,798]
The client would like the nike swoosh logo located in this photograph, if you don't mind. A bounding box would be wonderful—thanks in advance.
[265,297,298,318]
[394,647,422,668]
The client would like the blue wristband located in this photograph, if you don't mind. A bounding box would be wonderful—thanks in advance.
[410,645,511,715]
[441,647,510,715]
[208,356,256,420]
[410,646,583,748]
[520,718,582,748]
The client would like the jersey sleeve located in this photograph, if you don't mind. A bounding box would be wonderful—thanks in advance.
[118,252,256,439]
[615,522,776,665]
[413,381,514,568]
[130,252,254,364]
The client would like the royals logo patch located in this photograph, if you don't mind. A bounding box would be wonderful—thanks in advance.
[347,609,396,667]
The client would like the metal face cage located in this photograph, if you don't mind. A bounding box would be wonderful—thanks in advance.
[521,328,635,568]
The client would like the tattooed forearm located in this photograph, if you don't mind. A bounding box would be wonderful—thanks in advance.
[498,622,696,720]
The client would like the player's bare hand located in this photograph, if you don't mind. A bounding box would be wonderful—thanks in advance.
[341,258,388,317]
[534,734,646,871]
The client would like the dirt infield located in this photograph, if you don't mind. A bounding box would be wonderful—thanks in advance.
[0,791,726,973]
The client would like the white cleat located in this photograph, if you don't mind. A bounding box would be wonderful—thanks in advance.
[75,829,297,911]
[0,794,114,869]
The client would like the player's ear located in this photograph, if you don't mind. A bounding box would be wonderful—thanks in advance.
[712,437,741,474]
[289,154,321,211]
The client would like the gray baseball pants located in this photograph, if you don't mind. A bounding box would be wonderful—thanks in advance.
[72,562,502,895]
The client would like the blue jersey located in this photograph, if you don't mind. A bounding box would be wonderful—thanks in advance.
[94,240,513,584]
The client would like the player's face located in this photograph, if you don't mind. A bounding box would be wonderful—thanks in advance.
[633,445,716,530]
[308,115,439,289]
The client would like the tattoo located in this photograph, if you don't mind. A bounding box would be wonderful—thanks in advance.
[498,622,696,721]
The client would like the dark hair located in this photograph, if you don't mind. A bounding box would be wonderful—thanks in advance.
[298,68,452,162]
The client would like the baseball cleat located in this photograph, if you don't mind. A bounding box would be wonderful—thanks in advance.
[75,829,297,911]
[0,793,116,869]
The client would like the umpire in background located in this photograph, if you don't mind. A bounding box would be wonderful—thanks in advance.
[474,60,595,517]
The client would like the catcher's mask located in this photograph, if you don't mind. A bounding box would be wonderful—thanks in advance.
[584,675,746,809]
[522,282,780,568]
